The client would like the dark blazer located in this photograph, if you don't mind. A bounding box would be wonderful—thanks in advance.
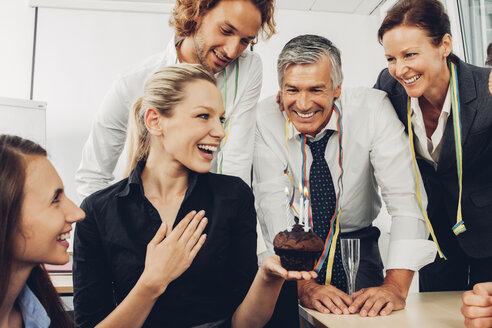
[375,59,492,259]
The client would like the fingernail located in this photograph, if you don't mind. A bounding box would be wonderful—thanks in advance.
[381,310,386,316]
[349,306,355,312]
[369,310,375,316]
[343,308,349,315]
[335,309,342,315]
[361,310,367,316]
[198,210,205,215]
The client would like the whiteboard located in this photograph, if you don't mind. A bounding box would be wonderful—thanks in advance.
[0,97,47,148]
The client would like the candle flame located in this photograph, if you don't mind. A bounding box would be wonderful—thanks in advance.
[284,186,289,196]
[298,182,303,194]
[303,186,309,198]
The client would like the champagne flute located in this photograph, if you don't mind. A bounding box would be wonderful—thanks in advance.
[341,238,360,297]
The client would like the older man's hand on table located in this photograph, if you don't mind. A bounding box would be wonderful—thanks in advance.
[348,269,413,317]
[298,279,353,315]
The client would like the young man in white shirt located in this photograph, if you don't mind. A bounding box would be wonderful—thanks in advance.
[75,0,275,198]
[254,34,437,317]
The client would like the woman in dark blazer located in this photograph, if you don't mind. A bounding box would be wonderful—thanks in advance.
[374,0,492,292]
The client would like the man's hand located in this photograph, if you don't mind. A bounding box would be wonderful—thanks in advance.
[349,269,413,317]
[298,279,353,315]
[461,282,492,328]
[349,282,406,317]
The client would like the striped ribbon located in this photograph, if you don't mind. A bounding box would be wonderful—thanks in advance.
[448,61,466,236]
[217,60,239,173]
[405,60,466,260]
[283,104,344,284]
[311,104,344,285]
[406,100,446,259]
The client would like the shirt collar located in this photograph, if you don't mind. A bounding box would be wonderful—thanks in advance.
[117,159,199,202]
[116,159,146,198]
[17,285,50,328]
[163,35,179,66]
[286,102,339,142]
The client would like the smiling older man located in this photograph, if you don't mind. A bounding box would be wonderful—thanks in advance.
[253,34,437,317]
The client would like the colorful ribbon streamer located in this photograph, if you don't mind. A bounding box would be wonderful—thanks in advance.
[406,60,467,260]
[283,104,344,285]
[218,60,239,173]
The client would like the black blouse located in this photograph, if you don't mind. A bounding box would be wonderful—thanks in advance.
[73,160,258,327]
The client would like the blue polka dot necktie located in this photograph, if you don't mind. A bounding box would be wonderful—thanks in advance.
[307,131,347,292]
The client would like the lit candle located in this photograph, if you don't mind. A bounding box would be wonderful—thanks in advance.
[285,186,292,231]
[303,187,310,232]
[298,182,304,227]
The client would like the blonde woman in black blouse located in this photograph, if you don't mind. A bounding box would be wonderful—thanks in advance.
[74,64,316,328]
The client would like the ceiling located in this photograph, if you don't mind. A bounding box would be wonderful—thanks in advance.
[277,0,386,15]
[30,0,388,15]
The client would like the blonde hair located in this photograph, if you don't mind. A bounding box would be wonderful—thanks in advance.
[125,64,216,175]
[170,0,276,43]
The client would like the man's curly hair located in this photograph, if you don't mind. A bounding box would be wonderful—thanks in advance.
[170,0,276,44]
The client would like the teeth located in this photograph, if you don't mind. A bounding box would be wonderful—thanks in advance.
[198,144,218,152]
[403,74,421,84]
[56,232,70,241]
[214,50,226,62]
[297,111,315,118]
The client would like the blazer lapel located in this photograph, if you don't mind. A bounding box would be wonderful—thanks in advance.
[394,93,409,131]
[386,79,409,131]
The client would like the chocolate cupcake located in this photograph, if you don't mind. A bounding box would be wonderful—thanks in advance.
[273,223,324,271]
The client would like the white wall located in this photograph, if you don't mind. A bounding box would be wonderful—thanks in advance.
[0,0,35,99]
[33,7,172,203]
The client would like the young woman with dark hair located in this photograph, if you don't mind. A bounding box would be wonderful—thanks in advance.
[0,135,83,327]
[375,0,492,293]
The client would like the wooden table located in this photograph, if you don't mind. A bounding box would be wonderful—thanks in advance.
[299,291,464,328]
[49,273,73,295]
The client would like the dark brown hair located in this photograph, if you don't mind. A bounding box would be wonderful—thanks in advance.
[170,0,276,43]
[0,135,73,327]
[378,0,459,62]
[486,42,492,66]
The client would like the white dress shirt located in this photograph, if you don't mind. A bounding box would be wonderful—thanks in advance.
[253,88,437,271]
[410,86,451,169]
[75,37,262,199]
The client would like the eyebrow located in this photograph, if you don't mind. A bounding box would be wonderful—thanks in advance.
[386,47,420,56]
[284,83,326,89]
[195,106,225,117]
[224,21,255,41]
